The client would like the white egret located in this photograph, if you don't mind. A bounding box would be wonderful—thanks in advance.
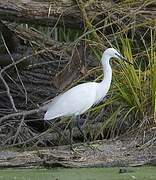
[44,48,131,149]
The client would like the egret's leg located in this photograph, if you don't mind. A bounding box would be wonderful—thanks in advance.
[69,119,73,150]
[76,115,87,142]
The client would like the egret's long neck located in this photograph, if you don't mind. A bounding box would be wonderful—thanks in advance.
[101,53,112,85]
[96,54,112,101]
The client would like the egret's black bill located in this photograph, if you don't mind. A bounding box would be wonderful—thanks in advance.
[122,58,133,65]
[115,53,133,65]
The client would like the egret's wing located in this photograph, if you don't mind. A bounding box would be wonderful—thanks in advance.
[44,82,97,120]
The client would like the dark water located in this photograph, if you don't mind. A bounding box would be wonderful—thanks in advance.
[0,166,155,180]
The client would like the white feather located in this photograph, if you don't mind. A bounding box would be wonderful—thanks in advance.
[44,82,97,120]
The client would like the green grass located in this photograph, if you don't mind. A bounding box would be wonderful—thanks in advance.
[0,167,155,180]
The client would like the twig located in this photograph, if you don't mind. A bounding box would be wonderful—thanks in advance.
[0,49,46,74]
[0,69,17,112]
[13,115,25,144]
[1,33,28,104]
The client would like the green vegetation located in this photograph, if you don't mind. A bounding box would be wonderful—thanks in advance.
[0,167,156,180]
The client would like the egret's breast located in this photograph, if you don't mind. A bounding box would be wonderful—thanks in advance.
[94,82,110,104]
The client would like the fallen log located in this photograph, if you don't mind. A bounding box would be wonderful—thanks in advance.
[0,0,84,28]
[0,0,156,29]
[0,132,155,168]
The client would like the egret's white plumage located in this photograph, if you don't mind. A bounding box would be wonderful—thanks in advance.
[44,48,124,121]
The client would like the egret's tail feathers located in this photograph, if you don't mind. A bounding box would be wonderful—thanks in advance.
[44,111,52,120]
[44,110,60,120]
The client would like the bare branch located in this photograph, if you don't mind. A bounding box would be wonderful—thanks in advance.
[1,33,28,104]
[0,108,44,123]
[13,115,25,144]
[0,70,17,112]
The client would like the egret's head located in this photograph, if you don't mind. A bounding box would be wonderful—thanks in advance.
[104,48,124,59]
[104,48,133,65]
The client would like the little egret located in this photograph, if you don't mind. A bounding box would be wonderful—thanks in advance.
[44,48,131,149]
